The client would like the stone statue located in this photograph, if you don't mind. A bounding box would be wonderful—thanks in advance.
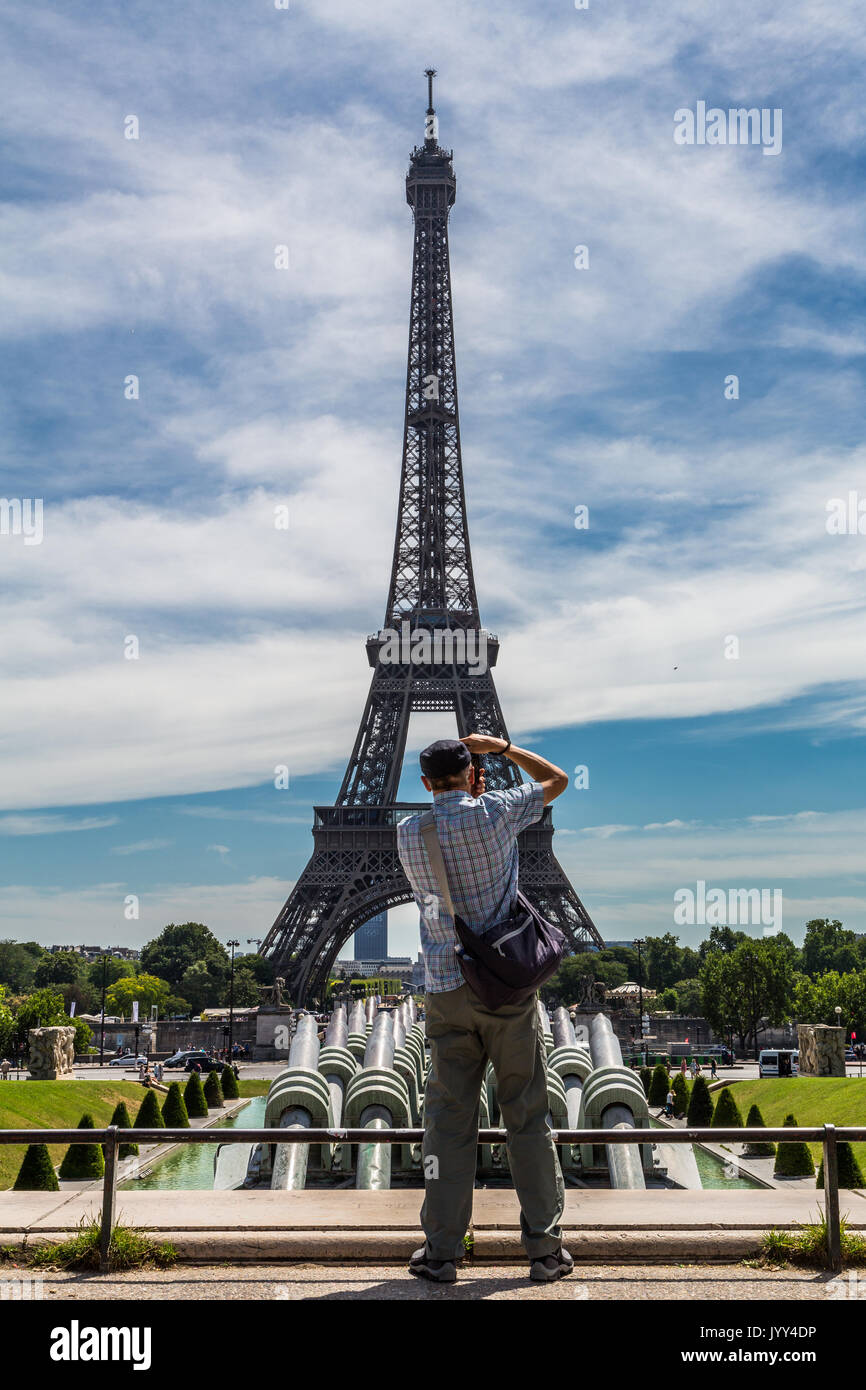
[797,1023,845,1077]
[28,1026,76,1080]
[575,974,605,1008]
[259,976,287,1008]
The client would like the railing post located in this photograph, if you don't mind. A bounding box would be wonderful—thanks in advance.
[99,1126,119,1273]
[823,1123,842,1274]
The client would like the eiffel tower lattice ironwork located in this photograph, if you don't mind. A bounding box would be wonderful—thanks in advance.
[261,73,603,1003]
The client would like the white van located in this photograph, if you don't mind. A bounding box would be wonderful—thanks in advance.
[758,1048,799,1078]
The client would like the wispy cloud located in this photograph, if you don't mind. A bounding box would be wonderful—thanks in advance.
[0,814,118,837]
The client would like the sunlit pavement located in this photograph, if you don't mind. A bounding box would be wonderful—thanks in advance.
[19,1262,843,1301]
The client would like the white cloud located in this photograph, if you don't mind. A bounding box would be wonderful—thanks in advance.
[0,813,118,837]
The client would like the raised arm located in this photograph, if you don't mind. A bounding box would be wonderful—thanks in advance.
[461,734,569,806]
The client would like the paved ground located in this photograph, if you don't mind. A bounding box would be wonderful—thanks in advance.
[12,1262,841,1301]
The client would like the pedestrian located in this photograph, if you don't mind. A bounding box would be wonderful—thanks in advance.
[680,1057,687,1076]
[0,1058,10,1080]
[689,1058,696,1079]
[710,1057,717,1079]
[397,733,572,1285]
[664,1087,675,1118]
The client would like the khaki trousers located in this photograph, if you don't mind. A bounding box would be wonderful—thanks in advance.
[420,981,565,1260]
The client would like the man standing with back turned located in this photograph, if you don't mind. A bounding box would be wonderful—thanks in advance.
[396,732,573,1285]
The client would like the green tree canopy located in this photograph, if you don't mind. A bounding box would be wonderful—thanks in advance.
[699,937,794,1053]
[105,973,170,1018]
[801,919,859,979]
[34,951,86,989]
[644,934,683,991]
[141,923,229,995]
[0,940,44,992]
[15,987,68,1033]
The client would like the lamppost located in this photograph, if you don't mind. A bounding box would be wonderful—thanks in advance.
[835,1006,843,1066]
[633,939,646,1063]
[227,939,239,1061]
[98,951,109,1067]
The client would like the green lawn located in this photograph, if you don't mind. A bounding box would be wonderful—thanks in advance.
[0,1080,147,1190]
[0,1076,272,1189]
[728,1077,866,1171]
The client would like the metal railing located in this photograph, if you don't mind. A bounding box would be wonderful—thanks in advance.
[2,1123,860,1273]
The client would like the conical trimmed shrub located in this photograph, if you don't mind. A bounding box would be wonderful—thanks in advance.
[105,1101,138,1159]
[816,1141,865,1190]
[649,1063,669,1107]
[742,1103,775,1156]
[134,1087,165,1129]
[639,1066,652,1099]
[672,1073,689,1117]
[773,1113,815,1178]
[184,1070,208,1118]
[711,1086,743,1128]
[221,1064,239,1099]
[58,1113,105,1180]
[14,1142,59,1191]
[161,1081,190,1128]
[686,1075,713,1126]
[203,1069,224,1109]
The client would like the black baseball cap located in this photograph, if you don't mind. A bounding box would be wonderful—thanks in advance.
[419,739,472,778]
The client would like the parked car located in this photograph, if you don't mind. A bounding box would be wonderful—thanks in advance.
[183,1055,223,1073]
[845,1049,857,1062]
[163,1050,207,1069]
[108,1053,148,1067]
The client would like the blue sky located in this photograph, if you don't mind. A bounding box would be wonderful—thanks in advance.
[1,1,865,960]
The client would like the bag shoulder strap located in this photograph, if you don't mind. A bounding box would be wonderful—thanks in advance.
[419,809,456,919]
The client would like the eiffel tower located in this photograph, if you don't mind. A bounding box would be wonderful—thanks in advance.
[261,73,603,1003]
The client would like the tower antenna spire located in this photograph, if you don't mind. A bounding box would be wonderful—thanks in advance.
[425,67,436,115]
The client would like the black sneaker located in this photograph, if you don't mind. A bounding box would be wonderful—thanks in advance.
[529,1246,574,1283]
[409,1246,458,1283]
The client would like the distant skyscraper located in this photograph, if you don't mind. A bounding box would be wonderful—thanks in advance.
[354,911,388,961]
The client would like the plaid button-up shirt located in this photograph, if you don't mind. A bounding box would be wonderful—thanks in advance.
[396,781,544,993]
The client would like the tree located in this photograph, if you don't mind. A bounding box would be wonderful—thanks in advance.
[0,940,42,992]
[105,1101,138,1159]
[183,1071,208,1118]
[699,938,794,1055]
[236,953,274,985]
[678,947,701,980]
[639,1066,652,1099]
[58,1113,105,1180]
[134,1089,165,1129]
[14,1143,59,1191]
[671,1072,689,1117]
[742,1103,775,1156]
[203,1070,224,1109]
[794,969,866,1040]
[86,956,137,991]
[161,1082,190,1128]
[644,934,683,991]
[0,984,14,1056]
[180,959,226,1013]
[232,967,264,1008]
[773,1113,815,1178]
[653,988,678,1013]
[711,1086,743,1128]
[140,923,229,995]
[221,1064,239,1100]
[817,1142,865,1190]
[673,978,704,1016]
[698,924,749,961]
[802,919,858,980]
[686,1076,713,1126]
[71,1017,93,1054]
[34,951,86,989]
[105,973,170,1018]
[649,1063,669,1106]
[14,987,67,1034]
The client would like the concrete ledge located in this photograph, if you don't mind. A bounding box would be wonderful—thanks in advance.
[3,1189,862,1264]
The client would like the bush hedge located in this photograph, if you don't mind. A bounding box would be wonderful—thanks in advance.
[58,1113,105,1181]
[816,1140,865,1190]
[14,1143,59,1191]
[134,1088,165,1129]
[203,1070,224,1109]
[221,1064,239,1100]
[773,1113,816,1178]
[742,1103,776,1157]
[105,1101,138,1159]
[649,1063,670,1107]
[161,1082,190,1128]
[183,1070,209,1118]
[686,1075,713,1126]
[711,1086,743,1128]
